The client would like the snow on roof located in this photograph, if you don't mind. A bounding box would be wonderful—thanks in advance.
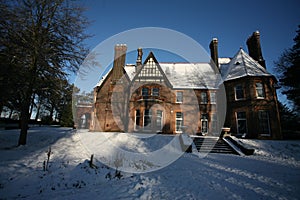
[124,64,136,81]
[95,49,272,89]
[94,68,111,88]
[159,63,221,89]
[220,48,272,81]
[218,57,231,65]
[124,62,222,89]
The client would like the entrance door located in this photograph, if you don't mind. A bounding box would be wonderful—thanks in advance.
[201,114,208,134]
[155,110,163,131]
[143,109,152,131]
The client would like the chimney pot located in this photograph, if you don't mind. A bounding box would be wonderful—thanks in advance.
[246,31,266,68]
[112,44,127,81]
[136,47,143,72]
[209,38,219,68]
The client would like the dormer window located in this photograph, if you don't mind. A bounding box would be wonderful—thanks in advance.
[235,85,245,100]
[255,82,265,99]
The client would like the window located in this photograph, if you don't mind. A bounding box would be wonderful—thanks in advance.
[175,112,183,132]
[152,88,159,96]
[156,110,163,130]
[201,92,208,104]
[142,88,148,97]
[143,109,152,129]
[211,113,218,133]
[201,114,208,134]
[176,91,183,103]
[235,85,245,100]
[210,92,216,104]
[236,112,247,135]
[258,111,270,136]
[135,110,140,130]
[256,82,265,98]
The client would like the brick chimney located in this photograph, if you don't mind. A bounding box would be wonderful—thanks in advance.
[246,31,266,68]
[136,47,143,72]
[112,44,127,82]
[209,38,219,68]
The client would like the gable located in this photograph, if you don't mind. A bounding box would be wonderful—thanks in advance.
[133,52,171,85]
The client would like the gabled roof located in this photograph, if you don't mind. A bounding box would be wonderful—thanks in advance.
[96,48,274,90]
[220,48,272,81]
[132,52,170,85]
[159,63,221,89]
[126,52,221,89]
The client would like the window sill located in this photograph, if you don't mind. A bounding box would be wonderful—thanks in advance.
[259,134,271,136]
[235,98,246,101]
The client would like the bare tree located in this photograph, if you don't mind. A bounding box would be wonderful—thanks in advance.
[0,0,90,145]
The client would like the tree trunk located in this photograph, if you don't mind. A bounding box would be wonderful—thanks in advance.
[9,109,13,119]
[29,93,36,118]
[18,99,31,146]
[49,104,54,122]
[35,103,41,121]
[0,104,3,117]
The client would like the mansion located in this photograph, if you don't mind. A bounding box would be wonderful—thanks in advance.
[86,31,282,139]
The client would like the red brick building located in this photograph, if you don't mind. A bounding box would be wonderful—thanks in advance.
[90,31,282,139]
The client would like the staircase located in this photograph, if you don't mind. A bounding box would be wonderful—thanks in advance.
[193,136,239,155]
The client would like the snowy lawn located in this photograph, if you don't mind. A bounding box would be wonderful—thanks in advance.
[0,127,300,200]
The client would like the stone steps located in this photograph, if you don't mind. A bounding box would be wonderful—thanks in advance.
[193,137,239,155]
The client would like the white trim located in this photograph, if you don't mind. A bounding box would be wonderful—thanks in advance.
[176,91,183,103]
[236,111,247,135]
[234,85,245,100]
[175,112,183,133]
[201,119,208,134]
[258,110,271,136]
[201,92,208,104]
[255,82,265,99]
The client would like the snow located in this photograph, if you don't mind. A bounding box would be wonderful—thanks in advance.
[220,48,272,81]
[160,63,221,89]
[1,127,300,199]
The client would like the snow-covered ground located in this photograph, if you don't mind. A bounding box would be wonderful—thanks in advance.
[0,127,300,200]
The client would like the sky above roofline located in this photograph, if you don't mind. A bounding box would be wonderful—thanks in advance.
[75,0,299,105]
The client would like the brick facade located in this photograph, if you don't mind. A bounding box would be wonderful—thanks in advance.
[90,32,282,139]
[224,77,281,139]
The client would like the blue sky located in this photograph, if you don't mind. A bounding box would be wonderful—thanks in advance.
[76,0,299,103]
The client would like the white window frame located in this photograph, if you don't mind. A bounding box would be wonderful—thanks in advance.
[236,111,247,136]
[258,110,271,136]
[143,109,152,130]
[234,85,245,100]
[211,113,218,133]
[210,92,216,104]
[255,82,265,99]
[175,112,183,133]
[152,88,159,96]
[176,91,183,103]
[142,87,148,97]
[156,110,163,131]
[134,110,141,131]
[201,114,208,134]
[201,92,208,104]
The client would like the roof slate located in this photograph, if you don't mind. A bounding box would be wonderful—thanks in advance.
[96,49,273,89]
[220,48,272,81]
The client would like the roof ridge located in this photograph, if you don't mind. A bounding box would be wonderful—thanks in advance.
[240,49,249,75]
